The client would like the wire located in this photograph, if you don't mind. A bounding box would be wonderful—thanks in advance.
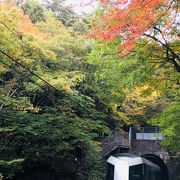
[0,18,111,124]
[0,20,75,88]
[0,59,44,90]
[0,17,99,107]
[0,0,166,88]
[0,2,162,125]
[0,49,102,120]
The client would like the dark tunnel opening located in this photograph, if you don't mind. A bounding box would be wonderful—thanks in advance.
[142,154,169,180]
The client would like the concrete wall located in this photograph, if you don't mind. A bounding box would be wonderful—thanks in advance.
[128,140,178,180]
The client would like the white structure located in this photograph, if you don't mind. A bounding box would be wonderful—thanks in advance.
[136,133,164,140]
[106,154,161,180]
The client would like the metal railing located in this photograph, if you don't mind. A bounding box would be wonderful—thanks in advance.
[101,130,130,156]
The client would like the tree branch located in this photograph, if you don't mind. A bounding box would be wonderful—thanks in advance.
[143,33,180,72]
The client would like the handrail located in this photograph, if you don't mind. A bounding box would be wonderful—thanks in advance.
[101,130,130,155]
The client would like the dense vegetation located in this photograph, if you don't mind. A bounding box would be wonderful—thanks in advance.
[0,0,179,179]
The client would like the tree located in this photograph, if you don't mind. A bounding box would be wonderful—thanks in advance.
[150,101,180,154]
[88,36,180,150]
[20,0,46,23]
[91,0,180,71]
[0,1,110,179]
[45,0,80,26]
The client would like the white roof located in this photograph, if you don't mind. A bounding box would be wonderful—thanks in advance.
[107,155,144,167]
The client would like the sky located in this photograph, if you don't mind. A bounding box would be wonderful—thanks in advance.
[63,0,97,15]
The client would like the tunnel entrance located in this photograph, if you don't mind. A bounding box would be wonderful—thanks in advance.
[142,154,169,180]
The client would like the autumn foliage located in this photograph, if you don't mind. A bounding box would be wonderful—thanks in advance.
[91,0,175,56]
[0,1,40,36]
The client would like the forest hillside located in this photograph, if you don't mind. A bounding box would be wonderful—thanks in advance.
[0,0,179,179]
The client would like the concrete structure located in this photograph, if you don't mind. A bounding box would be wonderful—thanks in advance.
[101,127,177,180]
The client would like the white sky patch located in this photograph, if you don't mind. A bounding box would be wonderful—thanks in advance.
[63,0,97,15]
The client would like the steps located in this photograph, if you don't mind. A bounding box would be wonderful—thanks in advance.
[101,130,130,156]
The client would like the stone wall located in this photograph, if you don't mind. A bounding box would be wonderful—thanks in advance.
[129,140,178,180]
